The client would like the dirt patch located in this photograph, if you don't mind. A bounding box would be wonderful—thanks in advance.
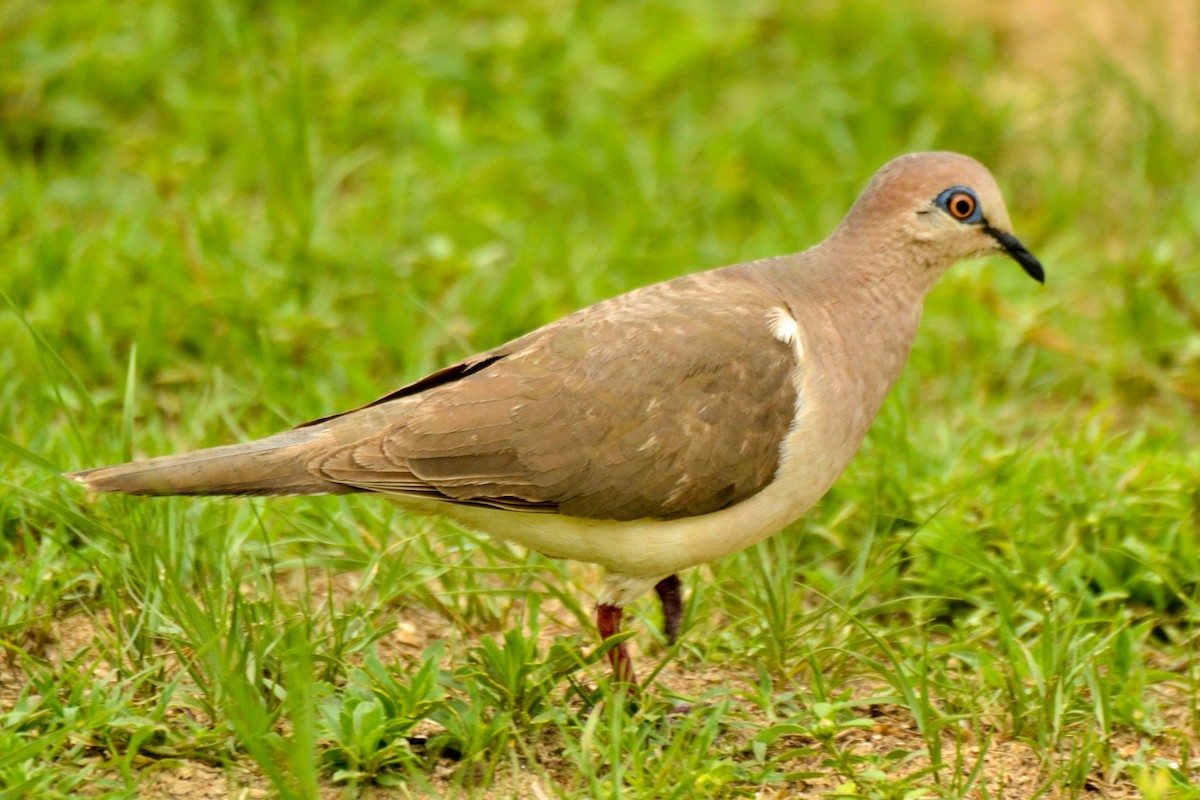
[942,0,1199,84]
[136,763,262,800]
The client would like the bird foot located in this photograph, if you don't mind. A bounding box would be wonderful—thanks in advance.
[654,574,683,645]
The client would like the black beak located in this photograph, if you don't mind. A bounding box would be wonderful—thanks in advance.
[984,224,1045,284]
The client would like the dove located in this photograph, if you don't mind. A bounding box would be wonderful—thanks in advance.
[69,151,1044,684]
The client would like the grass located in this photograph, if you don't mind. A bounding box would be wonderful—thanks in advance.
[2,0,1199,796]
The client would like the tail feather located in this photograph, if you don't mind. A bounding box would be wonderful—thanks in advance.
[67,428,355,497]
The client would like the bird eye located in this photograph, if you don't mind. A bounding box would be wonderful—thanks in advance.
[949,193,975,219]
[935,187,981,223]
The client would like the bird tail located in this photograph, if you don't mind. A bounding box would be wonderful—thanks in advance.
[66,428,352,497]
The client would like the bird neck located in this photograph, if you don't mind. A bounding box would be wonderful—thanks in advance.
[824,222,947,297]
[767,241,929,426]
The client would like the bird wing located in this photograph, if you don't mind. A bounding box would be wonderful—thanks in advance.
[308,266,799,521]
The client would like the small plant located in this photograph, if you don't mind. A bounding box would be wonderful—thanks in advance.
[318,644,446,786]
[755,698,936,799]
[425,598,604,771]
[456,625,596,724]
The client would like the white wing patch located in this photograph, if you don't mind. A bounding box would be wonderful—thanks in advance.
[767,305,808,475]
[766,307,803,360]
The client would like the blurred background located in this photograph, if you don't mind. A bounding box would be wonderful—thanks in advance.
[2,1,1197,436]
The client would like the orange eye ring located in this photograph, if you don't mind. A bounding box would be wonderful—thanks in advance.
[946,191,976,221]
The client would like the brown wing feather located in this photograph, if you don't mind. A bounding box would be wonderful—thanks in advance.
[311,266,798,521]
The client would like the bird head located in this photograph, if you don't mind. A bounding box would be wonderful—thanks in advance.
[837,151,1045,285]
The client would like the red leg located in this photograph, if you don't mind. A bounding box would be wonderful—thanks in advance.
[596,603,637,685]
[654,574,683,645]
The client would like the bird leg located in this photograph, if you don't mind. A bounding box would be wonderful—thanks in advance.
[654,574,683,645]
[596,603,637,685]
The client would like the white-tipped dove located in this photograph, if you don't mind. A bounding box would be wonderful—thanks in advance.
[69,151,1044,684]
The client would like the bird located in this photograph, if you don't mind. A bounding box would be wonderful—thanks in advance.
[68,151,1044,685]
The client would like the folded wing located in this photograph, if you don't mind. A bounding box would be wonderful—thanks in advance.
[312,268,799,521]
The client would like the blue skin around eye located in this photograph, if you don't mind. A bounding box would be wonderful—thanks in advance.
[935,186,984,224]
